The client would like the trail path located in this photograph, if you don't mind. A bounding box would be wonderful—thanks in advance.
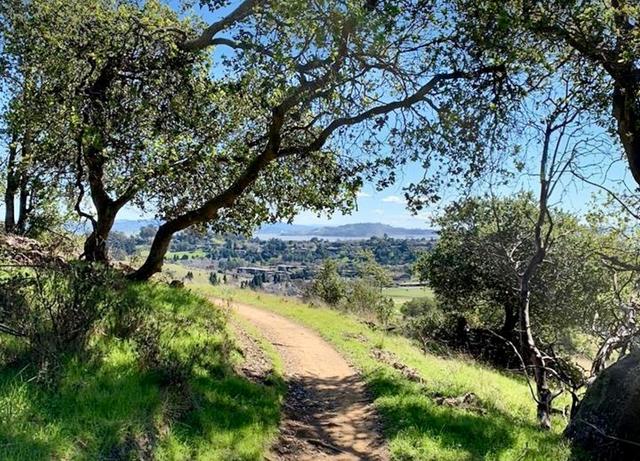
[232,301,388,461]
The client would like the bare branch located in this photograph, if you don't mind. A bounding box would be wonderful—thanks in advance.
[180,0,260,51]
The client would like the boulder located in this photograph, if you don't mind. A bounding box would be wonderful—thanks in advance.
[169,280,185,289]
[565,351,640,460]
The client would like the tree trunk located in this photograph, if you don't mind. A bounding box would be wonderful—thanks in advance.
[4,190,16,234]
[501,304,518,337]
[590,336,620,378]
[80,137,135,263]
[519,260,552,430]
[590,306,637,378]
[4,144,18,233]
[83,205,118,262]
[128,117,284,281]
[612,80,640,186]
[127,223,177,281]
[12,126,33,235]
[15,186,29,235]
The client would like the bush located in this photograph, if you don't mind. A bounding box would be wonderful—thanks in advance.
[0,263,123,374]
[401,297,446,343]
[310,259,345,305]
[344,279,395,326]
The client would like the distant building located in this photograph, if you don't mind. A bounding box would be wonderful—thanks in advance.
[276,264,299,272]
[237,266,273,275]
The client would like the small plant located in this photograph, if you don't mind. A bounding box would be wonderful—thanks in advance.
[401,297,446,344]
[0,262,123,376]
[310,259,345,305]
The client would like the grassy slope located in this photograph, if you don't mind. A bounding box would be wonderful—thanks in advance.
[199,284,572,461]
[383,286,435,306]
[0,284,282,461]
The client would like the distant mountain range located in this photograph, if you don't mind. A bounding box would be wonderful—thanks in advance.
[112,219,160,234]
[109,220,436,239]
[258,222,437,239]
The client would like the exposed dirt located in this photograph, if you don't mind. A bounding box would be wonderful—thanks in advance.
[232,301,389,461]
[230,321,274,383]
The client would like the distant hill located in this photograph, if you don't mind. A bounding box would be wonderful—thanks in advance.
[258,223,314,235]
[112,219,160,235]
[258,222,436,239]
[109,220,436,239]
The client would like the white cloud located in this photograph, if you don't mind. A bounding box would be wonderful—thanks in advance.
[374,209,384,215]
[356,191,371,198]
[382,195,404,204]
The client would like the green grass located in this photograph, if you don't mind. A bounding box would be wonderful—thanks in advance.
[383,286,435,306]
[198,285,574,461]
[166,249,207,260]
[0,283,282,461]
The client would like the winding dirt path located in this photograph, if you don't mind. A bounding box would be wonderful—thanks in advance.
[232,301,388,461]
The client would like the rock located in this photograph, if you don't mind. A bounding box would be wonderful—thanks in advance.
[565,351,640,460]
[370,348,423,383]
[433,392,487,414]
[0,231,67,267]
[169,280,184,288]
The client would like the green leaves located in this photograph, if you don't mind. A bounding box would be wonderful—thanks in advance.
[419,194,616,348]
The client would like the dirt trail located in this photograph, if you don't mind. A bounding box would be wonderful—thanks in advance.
[232,301,388,461]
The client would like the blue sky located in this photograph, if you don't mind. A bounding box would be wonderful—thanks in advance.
[3,0,635,231]
[117,180,437,228]
[113,0,440,229]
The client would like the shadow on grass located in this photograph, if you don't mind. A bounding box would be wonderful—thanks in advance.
[177,373,282,440]
[0,432,56,461]
[367,370,567,460]
[0,348,282,460]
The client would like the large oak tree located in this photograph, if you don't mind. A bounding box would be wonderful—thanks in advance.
[129,0,514,279]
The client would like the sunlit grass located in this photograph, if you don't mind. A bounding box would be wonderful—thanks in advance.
[383,286,435,306]
[0,283,283,461]
[199,285,574,461]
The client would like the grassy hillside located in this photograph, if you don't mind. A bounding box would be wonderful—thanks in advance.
[0,283,283,461]
[199,285,573,461]
[383,286,435,305]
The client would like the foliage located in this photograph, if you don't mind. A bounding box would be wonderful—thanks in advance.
[310,259,346,305]
[248,273,265,289]
[0,263,123,372]
[415,194,612,349]
[0,0,523,276]
[401,297,447,343]
[355,250,393,288]
[310,253,395,324]
[344,278,395,325]
[0,282,283,460]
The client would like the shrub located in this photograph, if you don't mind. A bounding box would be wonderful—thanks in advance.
[310,259,345,305]
[401,297,446,343]
[0,263,123,373]
[344,279,395,326]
